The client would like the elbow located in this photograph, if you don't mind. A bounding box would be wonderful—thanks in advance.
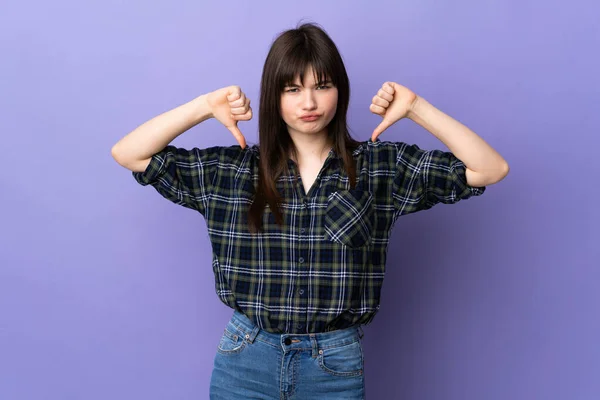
[467,161,510,186]
[497,161,510,181]
[488,161,510,185]
[111,143,151,173]
[111,143,123,165]
[111,143,131,168]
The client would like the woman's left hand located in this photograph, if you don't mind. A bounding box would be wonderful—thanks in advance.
[370,82,419,141]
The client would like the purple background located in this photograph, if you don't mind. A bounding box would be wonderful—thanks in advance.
[1,1,598,399]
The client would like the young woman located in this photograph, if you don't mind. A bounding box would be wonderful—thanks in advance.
[112,23,508,400]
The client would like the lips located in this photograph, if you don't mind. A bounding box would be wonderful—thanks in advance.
[300,114,320,121]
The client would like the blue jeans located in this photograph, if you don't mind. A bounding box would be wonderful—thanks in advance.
[209,310,366,399]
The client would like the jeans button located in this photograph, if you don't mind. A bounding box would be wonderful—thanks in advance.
[284,337,292,345]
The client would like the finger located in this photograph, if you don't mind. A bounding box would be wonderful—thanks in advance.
[231,98,250,115]
[382,82,395,95]
[233,107,253,121]
[231,106,247,115]
[371,95,390,108]
[377,88,394,102]
[369,103,386,115]
[371,119,391,141]
[227,86,242,102]
[227,124,247,148]
[230,93,246,108]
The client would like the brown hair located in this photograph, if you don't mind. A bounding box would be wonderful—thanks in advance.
[248,22,360,233]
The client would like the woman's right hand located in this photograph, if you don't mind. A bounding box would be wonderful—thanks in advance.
[206,85,252,148]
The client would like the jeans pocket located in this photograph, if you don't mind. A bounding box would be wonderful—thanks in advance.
[317,340,364,377]
[324,190,375,248]
[217,327,247,355]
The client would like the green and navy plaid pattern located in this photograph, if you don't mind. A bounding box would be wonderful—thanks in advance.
[133,139,485,334]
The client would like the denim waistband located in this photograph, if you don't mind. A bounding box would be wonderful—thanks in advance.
[227,310,364,352]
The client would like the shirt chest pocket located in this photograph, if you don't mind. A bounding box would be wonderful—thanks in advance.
[324,189,375,248]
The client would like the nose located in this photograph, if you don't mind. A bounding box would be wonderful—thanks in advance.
[301,90,317,110]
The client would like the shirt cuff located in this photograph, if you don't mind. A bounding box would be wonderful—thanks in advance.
[452,159,486,196]
[132,151,167,186]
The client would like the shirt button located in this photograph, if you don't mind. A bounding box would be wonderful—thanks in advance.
[299,257,304,263]
[299,289,305,295]
[302,202,308,209]
[297,323,303,329]
[300,228,306,234]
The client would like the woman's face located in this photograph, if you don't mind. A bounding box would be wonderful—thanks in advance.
[280,66,338,139]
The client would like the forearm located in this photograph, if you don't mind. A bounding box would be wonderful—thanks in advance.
[111,94,212,169]
[408,96,509,184]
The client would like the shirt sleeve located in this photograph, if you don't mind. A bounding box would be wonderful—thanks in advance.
[392,142,486,216]
[132,145,224,215]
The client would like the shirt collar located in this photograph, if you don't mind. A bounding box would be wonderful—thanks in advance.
[248,140,369,160]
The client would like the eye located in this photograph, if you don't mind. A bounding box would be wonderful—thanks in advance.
[316,85,331,90]
[285,88,299,93]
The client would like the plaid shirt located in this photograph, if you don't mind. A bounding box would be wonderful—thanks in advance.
[133,139,485,334]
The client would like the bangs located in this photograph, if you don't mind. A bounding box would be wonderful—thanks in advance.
[278,47,335,90]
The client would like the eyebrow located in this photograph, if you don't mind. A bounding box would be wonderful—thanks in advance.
[285,80,332,88]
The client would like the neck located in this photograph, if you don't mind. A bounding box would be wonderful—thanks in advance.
[288,130,332,165]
